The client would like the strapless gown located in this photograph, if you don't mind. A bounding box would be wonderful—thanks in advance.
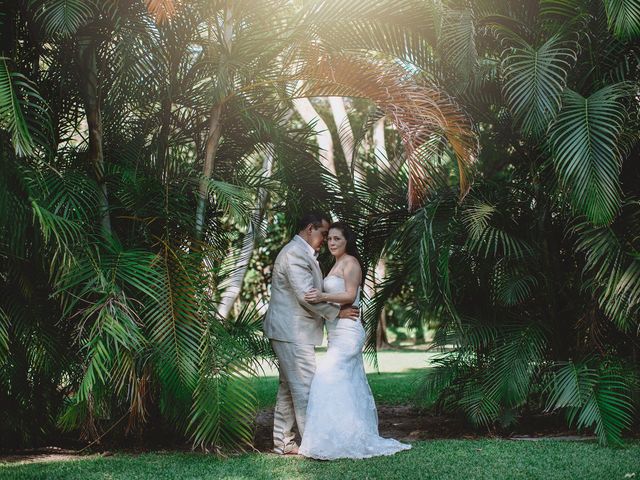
[298,275,411,460]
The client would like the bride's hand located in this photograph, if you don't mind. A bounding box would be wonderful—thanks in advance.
[304,288,323,304]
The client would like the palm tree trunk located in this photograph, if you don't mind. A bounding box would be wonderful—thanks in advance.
[293,95,336,175]
[372,118,391,348]
[157,95,172,177]
[218,150,274,319]
[77,35,111,236]
[376,309,391,348]
[372,257,391,349]
[195,105,223,239]
[373,116,392,170]
[329,96,363,182]
[195,5,233,240]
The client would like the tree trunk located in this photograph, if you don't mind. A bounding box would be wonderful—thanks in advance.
[329,96,363,182]
[77,35,111,237]
[195,5,233,240]
[217,149,274,319]
[374,257,391,349]
[373,116,392,171]
[195,104,223,239]
[293,95,336,175]
[157,95,172,177]
[372,118,391,348]
[376,308,391,349]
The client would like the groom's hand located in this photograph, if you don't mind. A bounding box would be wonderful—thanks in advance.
[338,305,359,321]
[304,288,323,304]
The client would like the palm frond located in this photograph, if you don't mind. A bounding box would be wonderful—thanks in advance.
[440,6,478,75]
[572,205,640,330]
[546,359,634,445]
[0,58,49,156]
[31,0,95,38]
[462,200,533,259]
[492,262,538,306]
[203,178,254,229]
[0,306,9,364]
[416,355,467,407]
[550,84,630,225]
[188,320,257,450]
[459,378,501,426]
[603,0,640,40]
[485,325,547,405]
[501,34,576,138]
[31,199,86,251]
[147,244,203,407]
[145,0,178,25]
[289,49,478,209]
[297,0,437,71]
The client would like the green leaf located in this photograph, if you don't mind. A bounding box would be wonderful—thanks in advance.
[31,0,95,38]
[0,306,9,364]
[188,318,259,449]
[603,0,640,40]
[502,35,575,138]
[31,198,85,249]
[550,85,628,225]
[146,248,203,396]
[572,210,640,331]
[546,360,634,445]
[440,7,477,74]
[462,200,532,259]
[493,263,538,306]
[459,378,500,426]
[485,325,547,405]
[204,178,254,228]
[0,58,45,156]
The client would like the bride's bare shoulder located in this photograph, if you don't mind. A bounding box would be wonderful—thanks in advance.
[343,255,361,269]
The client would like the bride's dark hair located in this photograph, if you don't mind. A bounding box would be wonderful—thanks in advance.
[329,222,366,286]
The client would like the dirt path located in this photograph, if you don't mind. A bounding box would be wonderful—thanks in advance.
[252,405,586,452]
[1,406,593,464]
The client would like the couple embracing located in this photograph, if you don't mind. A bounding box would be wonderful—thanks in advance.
[263,212,411,460]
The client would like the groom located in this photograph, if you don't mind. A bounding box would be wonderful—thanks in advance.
[263,212,359,455]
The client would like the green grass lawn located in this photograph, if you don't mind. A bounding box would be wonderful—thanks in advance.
[2,440,638,480]
[253,349,432,409]
[5,351,634,479]
[252,370,423,409]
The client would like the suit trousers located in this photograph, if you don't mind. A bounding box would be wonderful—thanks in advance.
[270,339,316,454]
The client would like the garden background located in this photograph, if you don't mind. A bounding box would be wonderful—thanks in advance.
[1,0,639,477]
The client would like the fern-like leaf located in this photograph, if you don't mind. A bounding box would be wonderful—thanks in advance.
[603,0,640,40]
[0,58,48,156]
[502,35,575,138]
[550,84,629,225]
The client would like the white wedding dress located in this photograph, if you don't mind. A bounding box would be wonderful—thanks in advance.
[299,275,412,460]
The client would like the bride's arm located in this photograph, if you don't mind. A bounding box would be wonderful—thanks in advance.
[305,257,361,305]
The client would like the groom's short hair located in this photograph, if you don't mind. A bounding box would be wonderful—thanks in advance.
[297,211,331,232]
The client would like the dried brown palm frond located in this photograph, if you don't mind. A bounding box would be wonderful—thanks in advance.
[145,0,178,25]
[289,49,478,209]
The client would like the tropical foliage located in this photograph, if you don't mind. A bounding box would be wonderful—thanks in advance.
[0,0,473,450]
[361,0,640,446]
[0,0,638,451]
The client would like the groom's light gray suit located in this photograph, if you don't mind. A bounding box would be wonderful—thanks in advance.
[263,235,339,454]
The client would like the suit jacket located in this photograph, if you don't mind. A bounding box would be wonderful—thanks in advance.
[263,236,340,345]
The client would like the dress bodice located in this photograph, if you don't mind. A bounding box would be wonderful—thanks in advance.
[323,275,360,307]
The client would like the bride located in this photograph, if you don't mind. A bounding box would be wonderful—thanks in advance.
[298,222,411,460]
